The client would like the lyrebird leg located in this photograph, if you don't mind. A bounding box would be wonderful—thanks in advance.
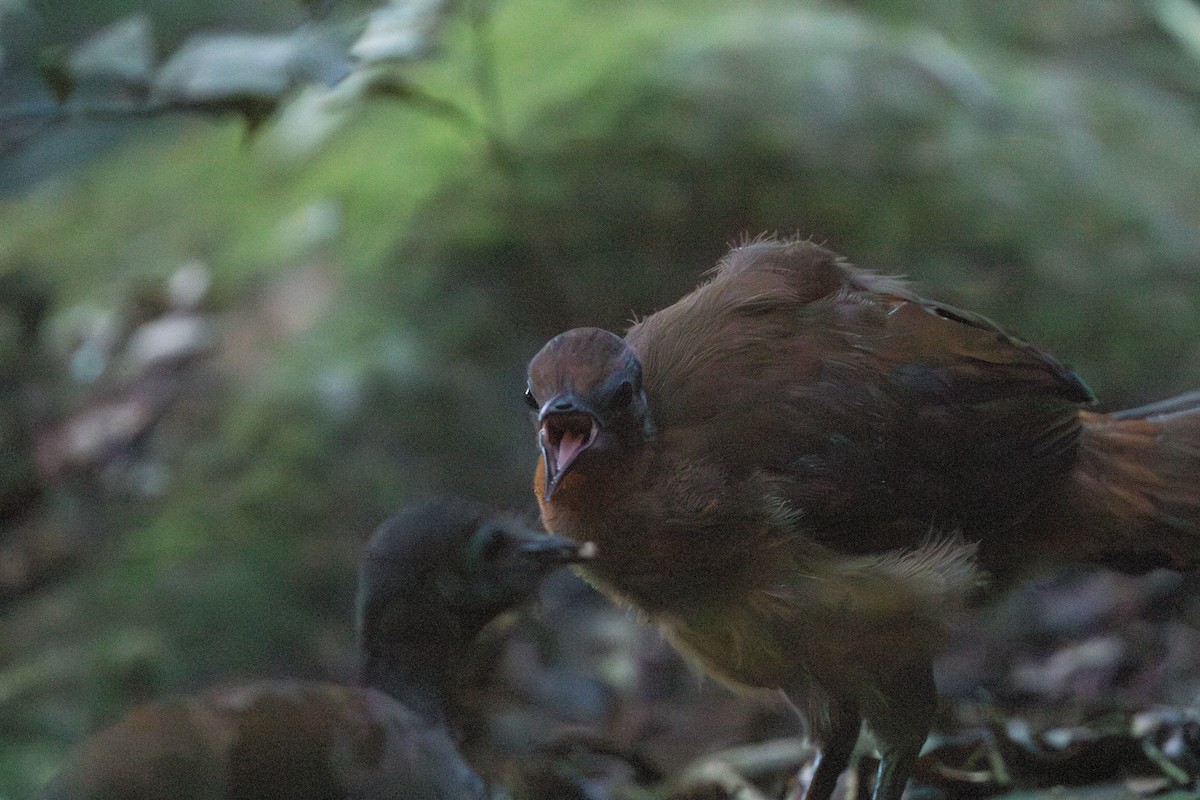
[864,660,937,800]
[802,700,860,800]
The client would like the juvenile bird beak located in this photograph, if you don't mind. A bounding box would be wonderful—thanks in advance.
[539,397,599,501]
[519,533,596,565]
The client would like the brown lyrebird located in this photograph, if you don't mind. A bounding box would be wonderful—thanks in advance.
[525,237,1200,800]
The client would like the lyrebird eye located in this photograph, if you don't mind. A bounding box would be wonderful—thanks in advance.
[468,525,512,566]
[612,381,634,410]
[480,527,509,561]
[524,388,539,410]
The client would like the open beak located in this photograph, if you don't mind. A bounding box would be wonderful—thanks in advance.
[539,405,599,502]
[519,532,596,565]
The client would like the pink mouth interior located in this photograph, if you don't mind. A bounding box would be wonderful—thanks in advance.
[542,413,598,474]
[554,424,597,470]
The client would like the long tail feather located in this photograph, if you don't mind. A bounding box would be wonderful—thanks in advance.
[1041,391,1200,570]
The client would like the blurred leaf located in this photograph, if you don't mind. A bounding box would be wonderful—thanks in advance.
[256,80,358,159]
[1151,0,1200,62]
[67,14,155,95]
[351,0,453,63]
[152,30,352,113]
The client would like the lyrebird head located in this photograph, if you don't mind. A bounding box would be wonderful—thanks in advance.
[526,328,651,501]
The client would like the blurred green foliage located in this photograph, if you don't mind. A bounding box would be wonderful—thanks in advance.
[2,0,1200,796]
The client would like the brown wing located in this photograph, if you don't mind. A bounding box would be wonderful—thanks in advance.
[628,239,1093,555]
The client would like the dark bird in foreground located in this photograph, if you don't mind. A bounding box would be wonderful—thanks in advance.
[525,238,1200,800]
[39,500,589,800]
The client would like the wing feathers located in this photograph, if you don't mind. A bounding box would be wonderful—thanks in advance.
[628,237,1091,555]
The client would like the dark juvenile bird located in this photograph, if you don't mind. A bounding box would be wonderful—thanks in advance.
[525,237,1200,800]
[39,500,589,800]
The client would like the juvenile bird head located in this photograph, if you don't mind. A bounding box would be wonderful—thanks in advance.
[358,501,588,641]
[527,327,651,501]
[356,500,590,721]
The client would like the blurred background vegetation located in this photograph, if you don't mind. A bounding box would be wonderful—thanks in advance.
[2,0,1200,797]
